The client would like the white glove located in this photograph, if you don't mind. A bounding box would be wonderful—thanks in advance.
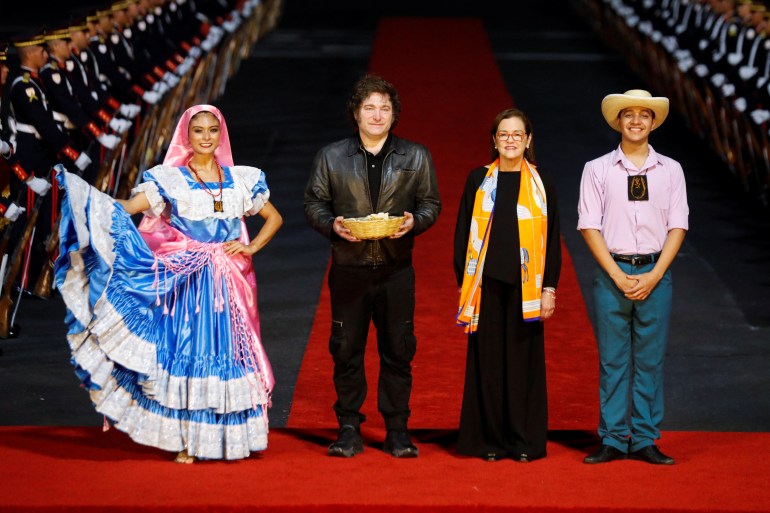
[200,37,214,52]
[678,58,694,73]
[711,73,726,87]
[142,90,160,105]
[733,97,747,112]
[119,103,141,118]
[739,65,758,81]
[109,117,132,133]
[74,152,92,171]
[4,203,25,222]
[175,61,190,77]
[695,64,709,77]
[163,72,179,87]
[209,27,223,45]
[0,139,10,157]
[188,46,201,59]
[26,176,52,196]
[721,83,735,97]
[97,133,120,150]
[750,108,770,125]
[728,52,742,66]
[152,81,169,95]
[662,36,677,53]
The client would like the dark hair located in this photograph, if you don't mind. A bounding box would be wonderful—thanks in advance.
[347,74,401,130]
[489,107,536,164]
[617,106,655,120]
[190,110,218,122]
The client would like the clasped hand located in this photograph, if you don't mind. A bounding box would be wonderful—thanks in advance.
[618,272,660,301]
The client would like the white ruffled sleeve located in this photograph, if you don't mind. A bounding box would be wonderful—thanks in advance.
[231,165,270,216]
[132,166,168,218]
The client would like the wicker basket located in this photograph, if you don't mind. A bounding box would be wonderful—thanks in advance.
[341,215,405,240]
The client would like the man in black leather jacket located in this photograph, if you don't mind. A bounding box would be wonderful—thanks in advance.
[304,74,441,458]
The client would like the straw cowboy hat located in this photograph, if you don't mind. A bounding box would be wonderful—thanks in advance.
[601,89,669,132]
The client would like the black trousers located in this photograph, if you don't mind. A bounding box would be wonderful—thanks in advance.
[328,264,417,431]
[457,276,548,459]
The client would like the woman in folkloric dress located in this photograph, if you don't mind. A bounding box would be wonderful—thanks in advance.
[55,104,282,463]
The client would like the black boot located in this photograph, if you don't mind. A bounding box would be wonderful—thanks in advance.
[328,425,364,457]
[383,430,418,458]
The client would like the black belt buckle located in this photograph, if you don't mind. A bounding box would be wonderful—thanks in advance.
[613,253,659,266]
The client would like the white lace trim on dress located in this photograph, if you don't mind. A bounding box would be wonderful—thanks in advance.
[133,165,270,220]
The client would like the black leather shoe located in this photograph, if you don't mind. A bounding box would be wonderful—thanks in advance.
[629,445,675,465]
[583,445,627,464]
[328,425,363,457]
[383,430,418,458]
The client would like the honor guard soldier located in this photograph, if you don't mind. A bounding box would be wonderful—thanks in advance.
[68,19,141,123]
[137,0,187,86]
[3,34,93,295]
[87,10,160,106]
[0,43,28,225]
[110,1,155,90]
[41,28,122,182]
[104,2,141,85]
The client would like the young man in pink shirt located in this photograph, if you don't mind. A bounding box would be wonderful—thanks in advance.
[578,90,689,465]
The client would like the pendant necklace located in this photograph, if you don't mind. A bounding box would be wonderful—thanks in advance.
[626,168,649,201]
[625,152,650,202]
[187,159,224,212]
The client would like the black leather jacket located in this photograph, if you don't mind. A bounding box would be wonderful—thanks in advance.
[304,134,441,266]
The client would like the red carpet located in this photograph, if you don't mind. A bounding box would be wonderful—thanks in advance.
[1,426,769,512]
[287,17,599,430]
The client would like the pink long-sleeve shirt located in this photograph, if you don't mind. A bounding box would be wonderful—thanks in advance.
[577,145,689,255]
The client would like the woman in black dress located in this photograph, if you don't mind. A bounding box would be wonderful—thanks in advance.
[454,108,561,462]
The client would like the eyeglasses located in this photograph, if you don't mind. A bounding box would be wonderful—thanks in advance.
[496,131,527,142]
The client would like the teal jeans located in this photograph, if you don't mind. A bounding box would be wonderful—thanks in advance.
[592,261,672,453]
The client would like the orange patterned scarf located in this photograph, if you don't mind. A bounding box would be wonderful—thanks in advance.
[456,158,548,334]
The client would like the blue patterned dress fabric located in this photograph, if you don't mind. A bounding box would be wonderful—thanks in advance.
[55,164,274,459]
